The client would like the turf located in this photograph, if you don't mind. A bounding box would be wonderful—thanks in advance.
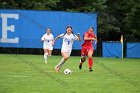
[0,54,139,93]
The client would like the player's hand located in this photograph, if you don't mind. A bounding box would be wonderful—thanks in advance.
[77,33,80,36]
[92,37,96,40]
[43,38,48,41]
[77,33,81,42]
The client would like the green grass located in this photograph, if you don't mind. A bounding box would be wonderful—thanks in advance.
[0,54,139,93]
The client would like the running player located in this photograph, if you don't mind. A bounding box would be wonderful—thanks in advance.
[41,28,54,63]
[54,26,81,73]
[79,27,97,72]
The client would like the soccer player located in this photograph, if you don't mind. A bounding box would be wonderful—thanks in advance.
[54,26,81,73]
[79,27,97,72]
[41,28,54,63]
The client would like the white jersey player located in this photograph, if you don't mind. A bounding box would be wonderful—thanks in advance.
[54,26,81,73]
[41,28,54,63]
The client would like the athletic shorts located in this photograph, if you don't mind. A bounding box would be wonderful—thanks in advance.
[81,46,94,57]
[61,48,72,57]
[43,44,53,50]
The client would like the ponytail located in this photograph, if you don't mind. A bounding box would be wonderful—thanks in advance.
[71,31,75,36]
[62,31,67,37]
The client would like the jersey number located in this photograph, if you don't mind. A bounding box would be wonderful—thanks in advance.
[68,41,70,45]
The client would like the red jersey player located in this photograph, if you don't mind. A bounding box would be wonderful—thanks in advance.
[79,27,97,72]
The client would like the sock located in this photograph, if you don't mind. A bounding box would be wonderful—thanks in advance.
[58,58,65,68]
[88,57,93,69]
[44,53,48,62]
[79,58,83,65]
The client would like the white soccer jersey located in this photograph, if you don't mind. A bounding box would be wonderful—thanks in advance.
[59,33,78,52]
[41,33,54,50]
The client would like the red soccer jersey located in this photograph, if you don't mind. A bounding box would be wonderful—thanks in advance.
[82,31,95,47]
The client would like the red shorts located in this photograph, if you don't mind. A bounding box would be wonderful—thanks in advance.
[81,45,94,57]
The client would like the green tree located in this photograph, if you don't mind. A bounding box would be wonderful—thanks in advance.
[0,0,139,41]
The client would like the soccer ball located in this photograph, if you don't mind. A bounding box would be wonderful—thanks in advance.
[64,68,72,75]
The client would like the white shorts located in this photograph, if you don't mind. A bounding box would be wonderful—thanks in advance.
[43,44,53,50]
[61,48,72,57]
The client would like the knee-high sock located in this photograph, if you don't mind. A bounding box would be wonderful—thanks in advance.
[88,57,93,69]
[80,58,83,65]
[44,53,48,62]
[58,58,65,68]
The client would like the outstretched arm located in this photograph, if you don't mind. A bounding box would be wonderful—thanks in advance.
[84,36,96,41]
[54,35,61,43]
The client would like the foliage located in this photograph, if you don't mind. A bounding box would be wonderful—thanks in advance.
[0,0,139,41]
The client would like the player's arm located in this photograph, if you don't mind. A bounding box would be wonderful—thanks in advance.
[41,35,45,42]
[84,36,95,41]
[84,33,95,40]
[52,36,55,46]
[53,35,61,43]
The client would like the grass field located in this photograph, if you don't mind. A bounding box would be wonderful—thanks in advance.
[0,54,139,93]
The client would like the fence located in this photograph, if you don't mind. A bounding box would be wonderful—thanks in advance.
[102,42,140,58]
[0,9,97,50]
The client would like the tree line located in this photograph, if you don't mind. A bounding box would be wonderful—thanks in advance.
[0,0,140,42]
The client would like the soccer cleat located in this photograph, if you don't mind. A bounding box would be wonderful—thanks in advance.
[55,65,60,73]
[89,68,93,72]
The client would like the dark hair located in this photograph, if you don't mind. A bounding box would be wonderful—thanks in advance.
[89,26,94,30]
[63,26,75,36]
[45,28,51,31]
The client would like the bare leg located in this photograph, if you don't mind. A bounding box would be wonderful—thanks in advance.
[55,52,69,73]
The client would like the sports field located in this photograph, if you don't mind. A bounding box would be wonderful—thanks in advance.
[0,54,139,93]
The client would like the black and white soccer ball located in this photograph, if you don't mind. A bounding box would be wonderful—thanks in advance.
[64,68,72,75]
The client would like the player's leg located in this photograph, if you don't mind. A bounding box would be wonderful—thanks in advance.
[44,49,49,63]
[44,46,53,63]
[55,51,70,73]
[88,49,94,72]
[48,50,52,56]
[48,46,53,57]
[79,56,86,69]
[45,49,52,63]
[58,52,69,68]
[79,47,87,69]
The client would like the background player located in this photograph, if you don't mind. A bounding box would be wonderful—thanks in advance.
[54,26,81,73]
[79,27,97,72]
[41,28,54,63]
